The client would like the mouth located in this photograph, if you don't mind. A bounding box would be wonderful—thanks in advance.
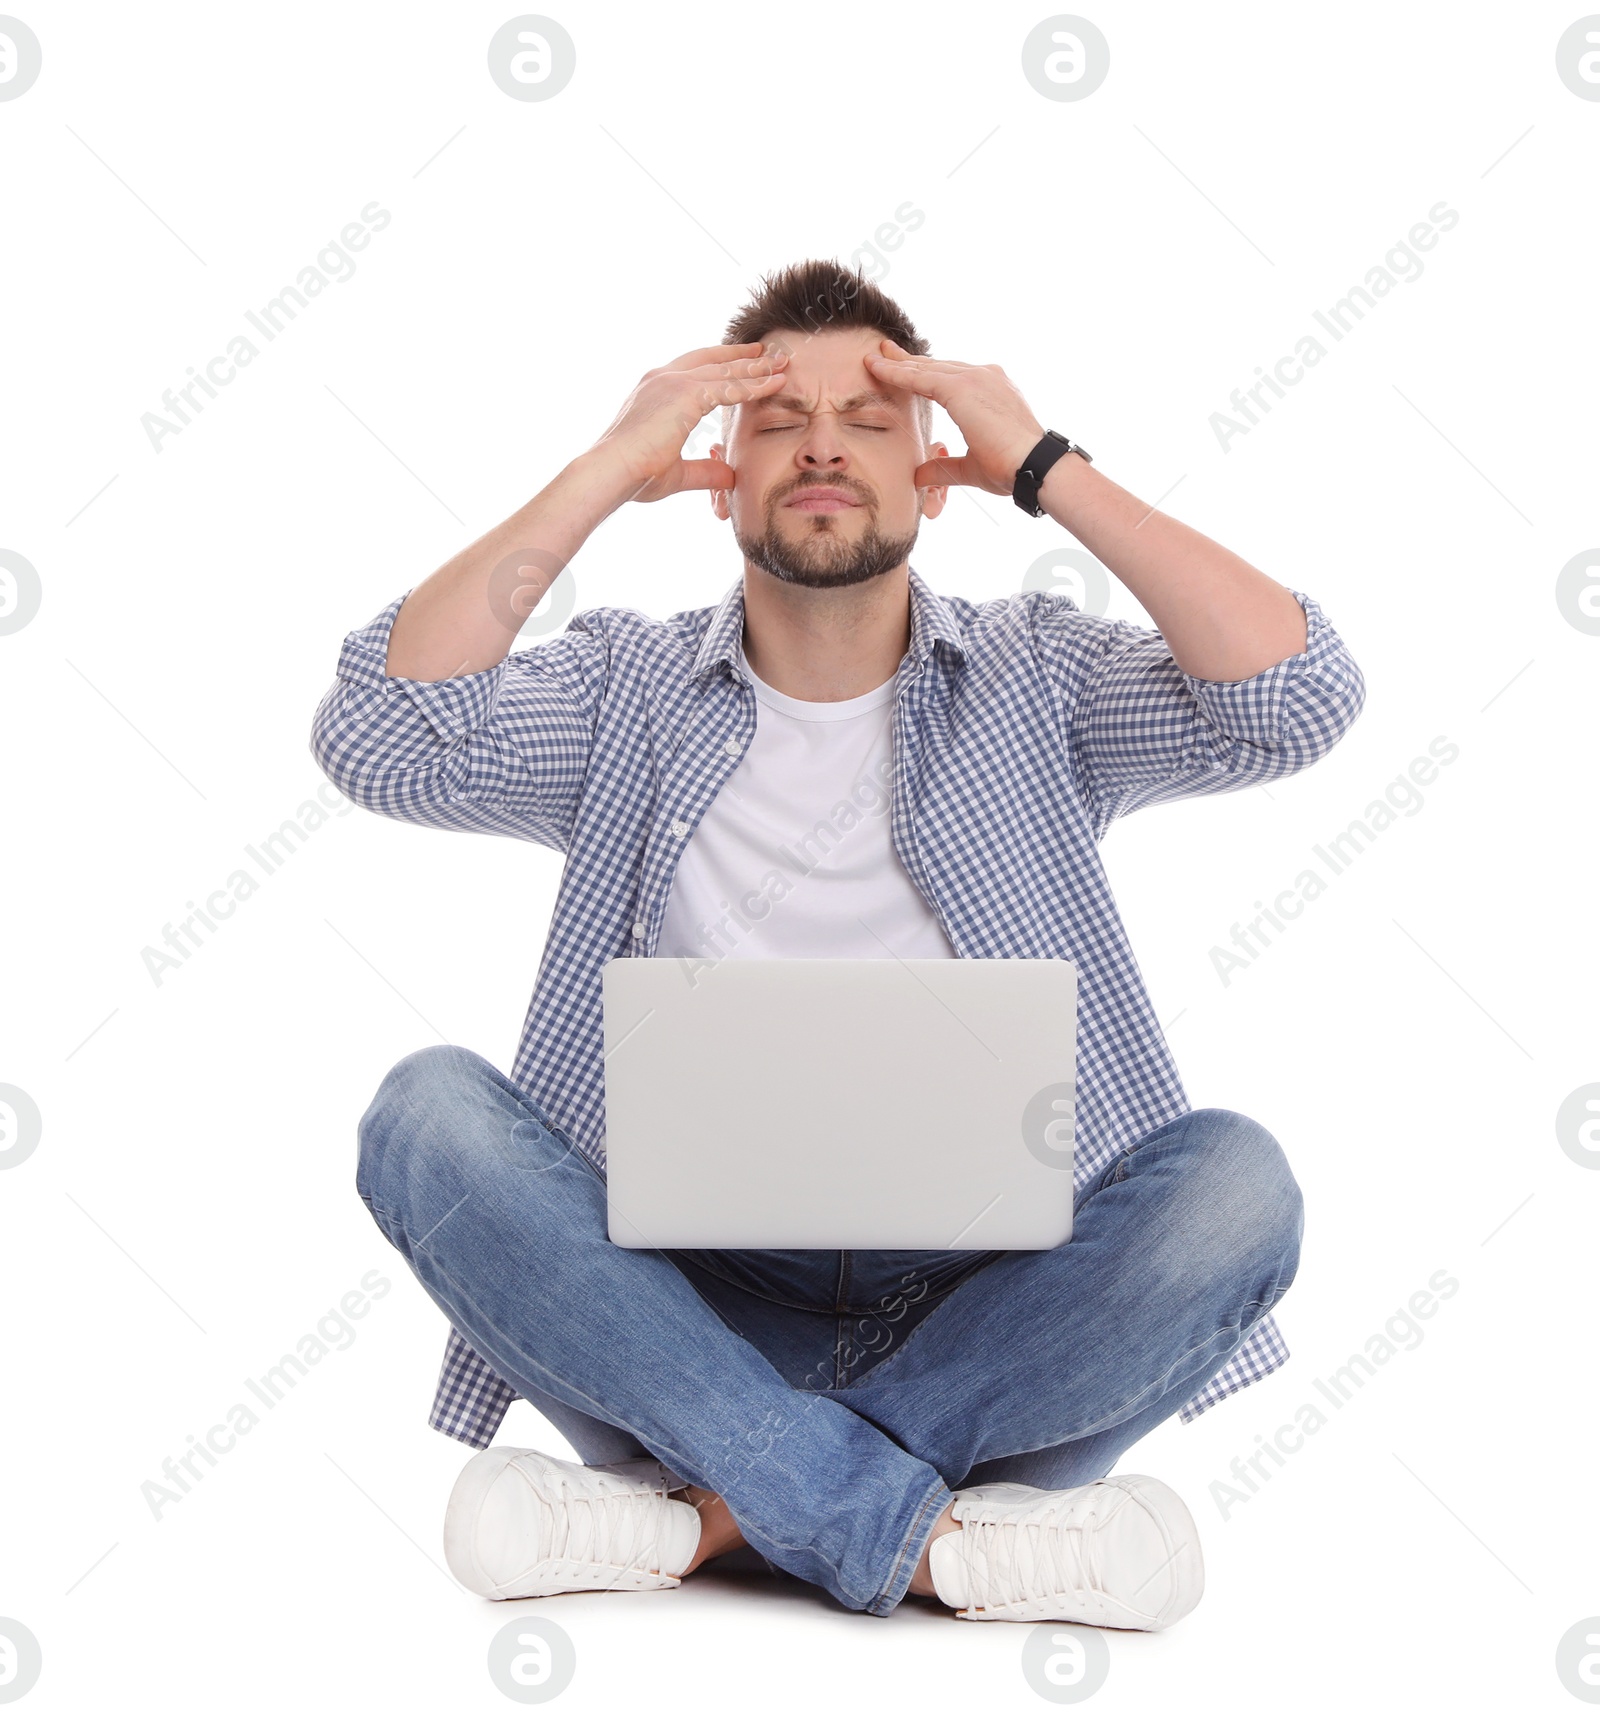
[784,487,863,513]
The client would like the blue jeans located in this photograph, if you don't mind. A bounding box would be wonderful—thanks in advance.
[356,1044,1302,1617]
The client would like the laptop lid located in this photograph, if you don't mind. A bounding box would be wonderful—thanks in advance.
[601,957,1077,1250]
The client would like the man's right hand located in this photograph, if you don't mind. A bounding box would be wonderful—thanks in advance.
[587,342,790,503]
[382,342,790,682]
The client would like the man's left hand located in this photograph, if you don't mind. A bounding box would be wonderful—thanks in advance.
[865,338,1049,495]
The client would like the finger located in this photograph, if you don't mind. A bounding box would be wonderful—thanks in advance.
[912,452,985,489]
[660,342,770,372]
[866,351,969,378]
[864,351,947,402]
[675,456,737,493]
[682,352,789,381]
[877,338,976,371]
[690,369,790,411]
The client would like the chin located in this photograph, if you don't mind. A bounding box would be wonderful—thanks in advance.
[734,516,920,590]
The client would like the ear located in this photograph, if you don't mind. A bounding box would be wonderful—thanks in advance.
[917,439,952,520]
[709,441,732,520]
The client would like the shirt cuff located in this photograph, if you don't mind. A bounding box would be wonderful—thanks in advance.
[1176,588,1327,748]
[333,592,509,744]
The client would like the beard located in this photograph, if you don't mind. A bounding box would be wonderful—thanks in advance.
[734,490,919,591]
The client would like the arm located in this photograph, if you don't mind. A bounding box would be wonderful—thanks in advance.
[309,593,607,849]
[1033,586,1366,834]
[310,342,792,839]
[1021,443,1364,825]
[860,340,1367,821]
[863,337,1314,679]
[383,454,638,681]
[386,342,790,681]
[1028,453,1308,683]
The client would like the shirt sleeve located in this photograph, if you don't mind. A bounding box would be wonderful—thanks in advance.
[1032,587,1367,836]
[308,593,610,851]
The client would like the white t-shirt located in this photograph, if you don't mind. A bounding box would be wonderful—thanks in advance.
[656,647,957,963]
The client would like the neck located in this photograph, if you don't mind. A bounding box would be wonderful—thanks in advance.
[739,563,912,702]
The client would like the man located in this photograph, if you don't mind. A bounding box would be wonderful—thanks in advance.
[313,259,1365,1625]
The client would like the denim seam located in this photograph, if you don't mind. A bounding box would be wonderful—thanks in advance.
[870,1474,955,1617]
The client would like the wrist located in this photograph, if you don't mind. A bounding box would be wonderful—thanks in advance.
[559,445,646,519]
[1003,425,1047,478]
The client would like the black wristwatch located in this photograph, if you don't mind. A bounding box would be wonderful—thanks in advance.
[1012,429,1092,517]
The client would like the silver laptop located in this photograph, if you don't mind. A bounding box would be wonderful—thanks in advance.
[601,957,1077,1250]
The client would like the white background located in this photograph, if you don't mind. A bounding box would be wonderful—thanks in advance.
[2,0,1596,1713]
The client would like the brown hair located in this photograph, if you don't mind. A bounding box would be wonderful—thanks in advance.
[719,258,932,448]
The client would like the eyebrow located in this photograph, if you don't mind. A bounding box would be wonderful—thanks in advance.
[747,389,901,414]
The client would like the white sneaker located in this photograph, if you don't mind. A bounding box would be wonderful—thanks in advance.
[443,1446,703,1600]
[928,1475,1203,1627]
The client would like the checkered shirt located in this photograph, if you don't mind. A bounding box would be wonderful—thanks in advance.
[311,566,1366,1447]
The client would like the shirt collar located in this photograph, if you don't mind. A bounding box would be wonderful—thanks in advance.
[690,564,969,686]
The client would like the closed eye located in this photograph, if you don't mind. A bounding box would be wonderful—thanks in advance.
[760,423,890,433]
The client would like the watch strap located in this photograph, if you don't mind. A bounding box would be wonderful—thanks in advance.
[1013,429,1092,516]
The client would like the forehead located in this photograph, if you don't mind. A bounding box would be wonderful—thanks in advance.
[741,327,908,417]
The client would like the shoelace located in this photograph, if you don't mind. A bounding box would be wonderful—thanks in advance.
[545,1470,679,1580]
[956,1498,1104,1615]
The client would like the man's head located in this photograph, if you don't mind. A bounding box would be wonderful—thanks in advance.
[710,259,949,590]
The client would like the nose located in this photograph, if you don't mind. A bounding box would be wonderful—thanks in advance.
[795,414,849,470]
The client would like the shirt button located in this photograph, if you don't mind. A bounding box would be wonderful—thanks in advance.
[670,819,689,837]
[723,736,741,755]
[632,921,646,939]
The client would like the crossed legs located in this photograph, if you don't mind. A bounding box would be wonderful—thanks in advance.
[356,1044,1302,1615]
